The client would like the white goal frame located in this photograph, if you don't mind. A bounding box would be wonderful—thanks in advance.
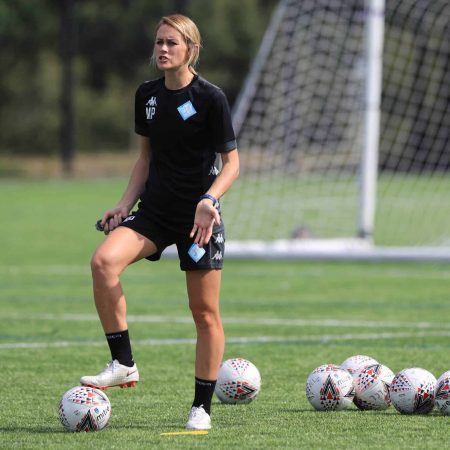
[225,0,450,262]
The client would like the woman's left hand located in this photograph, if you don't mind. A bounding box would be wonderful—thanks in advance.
[190,199,220,247]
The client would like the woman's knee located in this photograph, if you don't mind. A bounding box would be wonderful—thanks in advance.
[91,247,120,278]
[190,308,221,330]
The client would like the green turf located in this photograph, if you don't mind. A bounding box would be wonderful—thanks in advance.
[1,179,450,449]
[223,173,450,245]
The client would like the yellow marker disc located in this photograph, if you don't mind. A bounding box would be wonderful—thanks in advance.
[160,430,209,436]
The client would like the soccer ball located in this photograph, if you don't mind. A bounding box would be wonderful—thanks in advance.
[215,358,261,404]
[306,364,355,411]
[59,386,111,432]
[435,370,450,415]
[353,363,395,410]
[389,368,436,414]
[340,355,379,375]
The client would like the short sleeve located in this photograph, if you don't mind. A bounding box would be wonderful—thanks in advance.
[135,85,149,136]
[209,89,237,153]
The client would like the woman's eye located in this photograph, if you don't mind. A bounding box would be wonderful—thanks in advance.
[156,40,178,46]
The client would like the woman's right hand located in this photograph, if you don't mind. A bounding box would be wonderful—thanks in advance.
[99,205,130,234]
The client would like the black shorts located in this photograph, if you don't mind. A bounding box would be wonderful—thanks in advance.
[119,208,225,271]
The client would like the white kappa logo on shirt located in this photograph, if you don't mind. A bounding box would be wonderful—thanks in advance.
[209,165,219,176]
[214,233,224,244]
[211,251,223,261]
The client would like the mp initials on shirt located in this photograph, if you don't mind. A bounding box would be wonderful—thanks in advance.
[146,97,157,120]
[177,100,197,121]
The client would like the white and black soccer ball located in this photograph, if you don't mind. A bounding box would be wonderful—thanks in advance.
[389,368,436,414]
[340,355,379,376]
[435,370,450,415]
[59,386,111,432]
[353,363,394,410]
[306,364,355,411]
[215,358,261,404]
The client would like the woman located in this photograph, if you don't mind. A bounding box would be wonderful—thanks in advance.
[80,14,239,430]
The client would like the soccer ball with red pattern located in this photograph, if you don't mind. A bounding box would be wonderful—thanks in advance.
[435,370,450,415]
[215,358,261,404]
[59,386,111,432]
[340,355,379,376]
[389,368,436,414]
[306,364,355,411]
[353,363,395,410]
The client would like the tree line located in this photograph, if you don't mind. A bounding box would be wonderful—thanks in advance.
[0,0,277,172]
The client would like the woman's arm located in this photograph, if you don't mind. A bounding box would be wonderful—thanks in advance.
[116,136,151,211]
[190,148,239,246]
[206,148,240,201]
[100,136,151,233]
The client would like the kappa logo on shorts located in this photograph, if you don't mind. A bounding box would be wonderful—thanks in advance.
[177,100,197,120]
[214,233,224,244]
[123,215,135,223]
[211,250,223,261]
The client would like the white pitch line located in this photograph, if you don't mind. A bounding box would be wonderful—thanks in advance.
[2,264,450,280]
[1,313,450,330]
[2,330,450,350]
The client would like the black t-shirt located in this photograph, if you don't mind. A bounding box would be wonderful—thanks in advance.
[134,75,237,233]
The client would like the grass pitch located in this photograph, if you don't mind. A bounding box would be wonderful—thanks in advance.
[1,178,450,449]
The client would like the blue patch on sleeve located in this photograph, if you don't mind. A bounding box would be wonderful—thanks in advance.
[177,101,197,120]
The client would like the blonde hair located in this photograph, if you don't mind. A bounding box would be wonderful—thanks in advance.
[153,14,202,74]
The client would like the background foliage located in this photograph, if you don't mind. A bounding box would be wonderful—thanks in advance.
[0,0,277,155]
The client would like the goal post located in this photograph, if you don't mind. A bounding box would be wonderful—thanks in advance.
[358,0,384,241]
[221,0,450,261]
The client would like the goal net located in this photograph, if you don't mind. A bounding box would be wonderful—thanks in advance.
[223,0,450,260]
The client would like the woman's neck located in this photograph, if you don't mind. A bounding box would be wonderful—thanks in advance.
[164,67,194,90]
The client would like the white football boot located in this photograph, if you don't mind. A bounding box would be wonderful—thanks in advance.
[80,360,139,390]
[185,405,211,430]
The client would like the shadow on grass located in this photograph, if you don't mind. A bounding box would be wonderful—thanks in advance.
[0,426,63,433]
[279,407,444,417]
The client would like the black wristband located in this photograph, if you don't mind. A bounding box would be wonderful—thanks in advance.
[199,193,218,207]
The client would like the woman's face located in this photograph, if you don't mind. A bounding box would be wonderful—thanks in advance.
[154,24,190,72]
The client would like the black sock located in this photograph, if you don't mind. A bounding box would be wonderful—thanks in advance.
[192,377,217,415]
[105,329,134,367]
